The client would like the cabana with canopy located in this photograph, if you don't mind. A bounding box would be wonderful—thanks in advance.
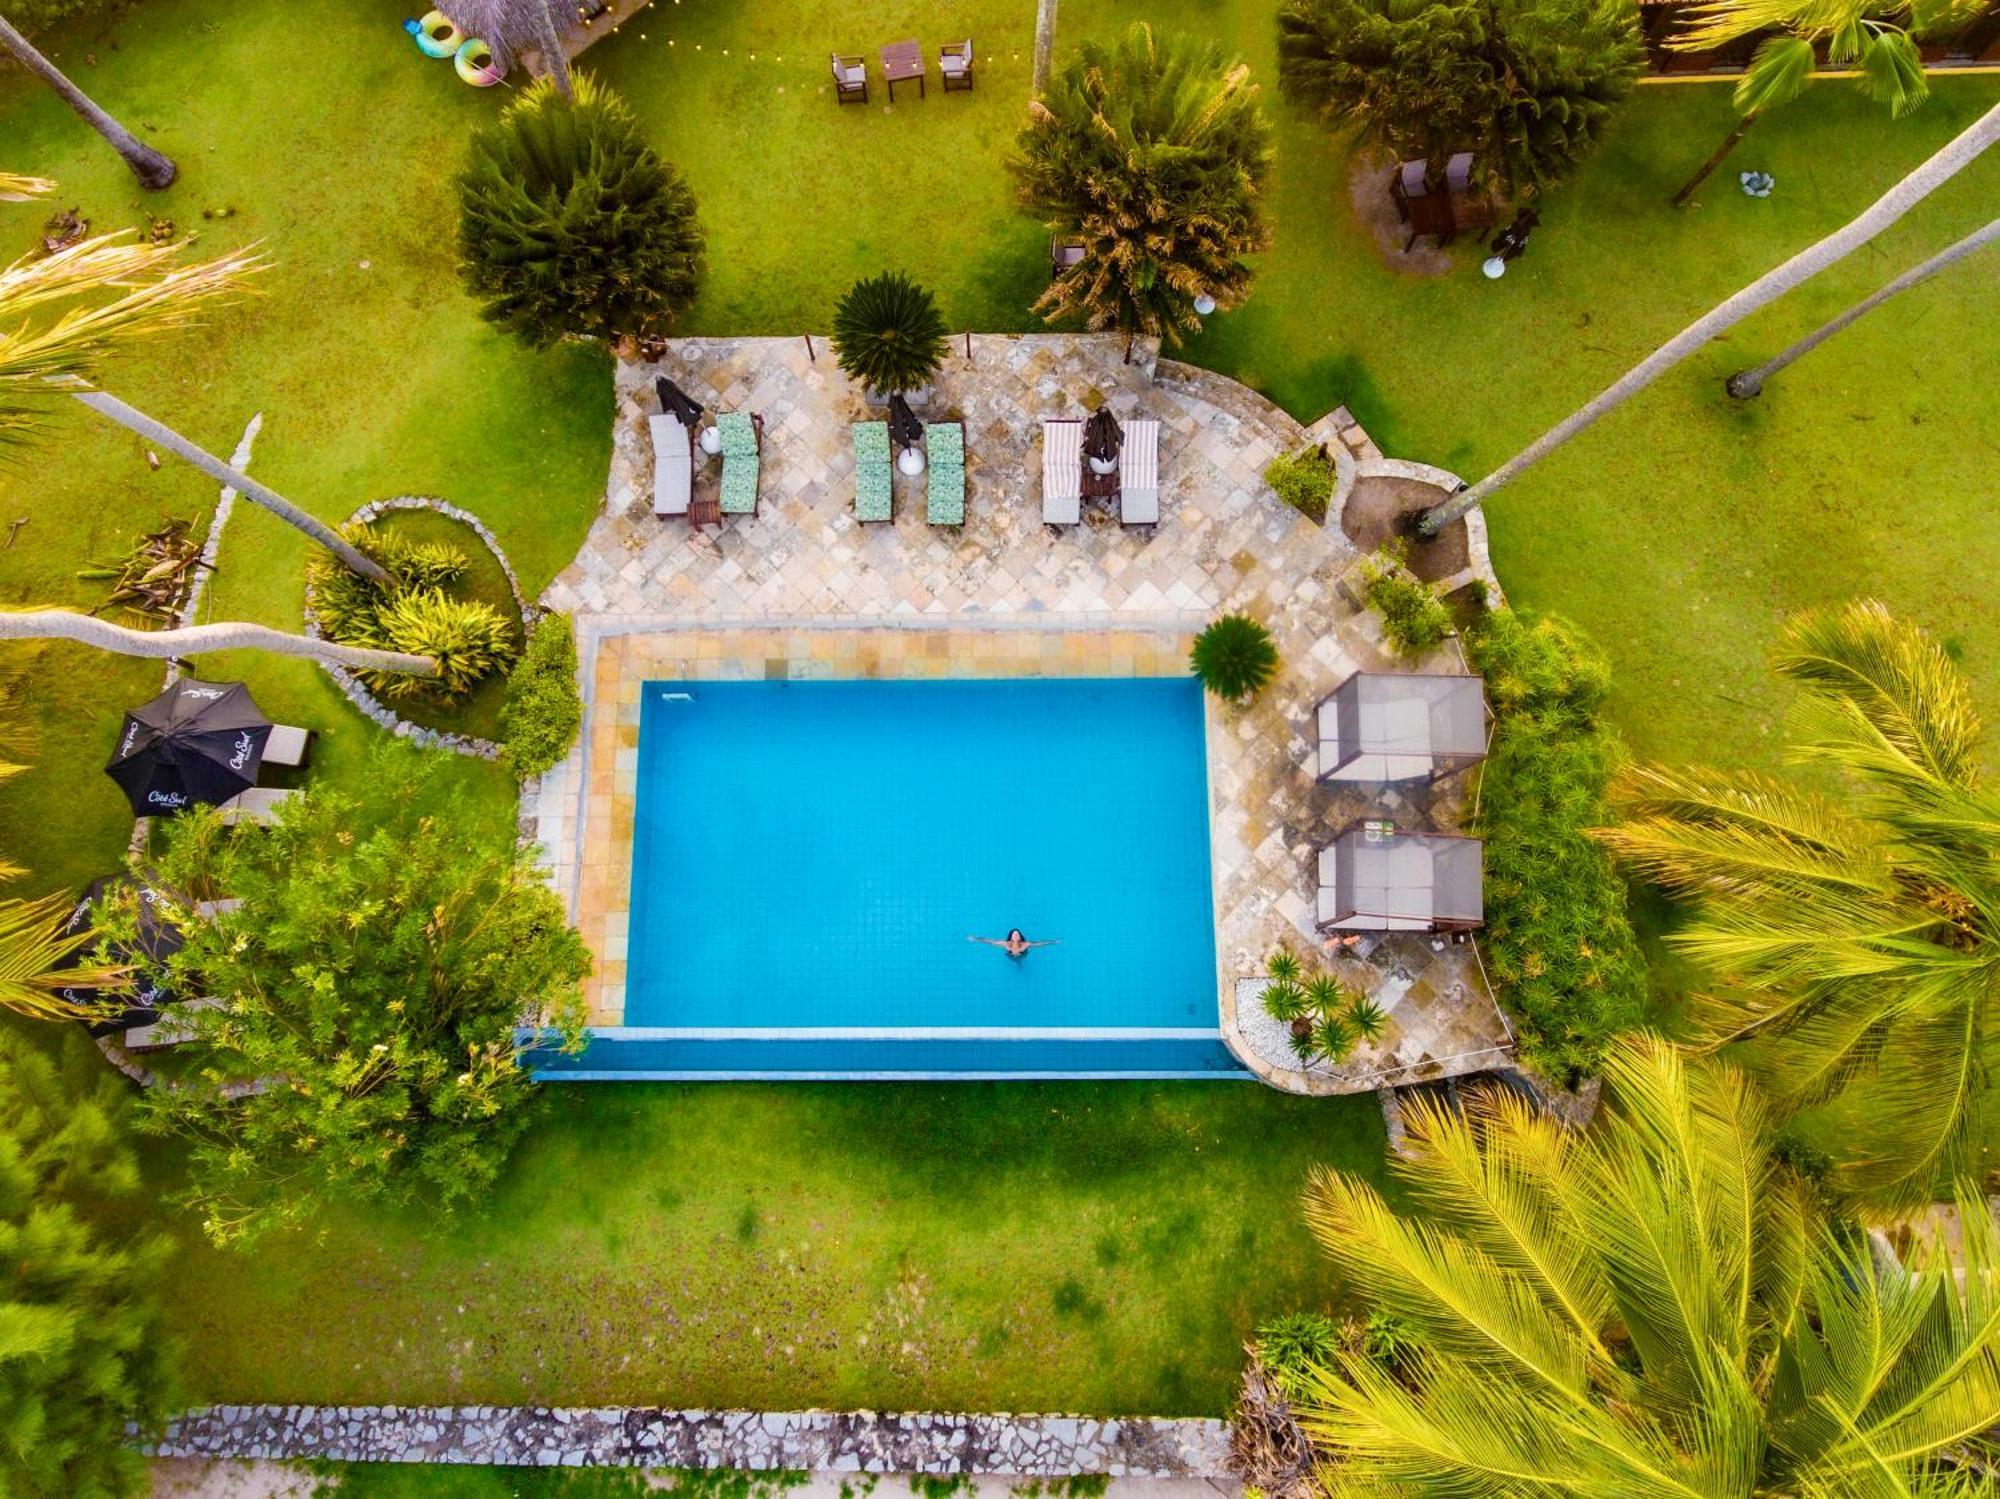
[1315,670,1487,783]
[1314,823,1483,934]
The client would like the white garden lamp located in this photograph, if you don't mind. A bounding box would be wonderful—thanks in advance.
[699,424,722,455]
[1192,293,1218,316]
[898,447,925,476]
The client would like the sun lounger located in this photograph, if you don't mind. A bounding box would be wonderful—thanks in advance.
[651,413,693,517]
[1120,418,1159,525]
[926,422,965,525]
[852,421,894,522]
[217,786,298,828]
[260,723,314,768]
[124,996,222,1052]
[193,898,243,920]
[716,411,761,516]
[1042,418,1082,525]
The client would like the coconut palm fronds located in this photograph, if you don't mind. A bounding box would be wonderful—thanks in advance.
[0,230,264,446]
[77,514,206,624]
[0,171,54,202]
[0,890,128,1024]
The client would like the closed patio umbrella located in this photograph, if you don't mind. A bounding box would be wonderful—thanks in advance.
[887,394,925,451]
[1083,408,1123,473]
[105,677,271,816]
[56,875,182,1036]
[654,375,703,429]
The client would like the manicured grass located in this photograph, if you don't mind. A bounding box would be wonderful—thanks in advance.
[313,1464,798,1497]
[148,1081,1390,1416]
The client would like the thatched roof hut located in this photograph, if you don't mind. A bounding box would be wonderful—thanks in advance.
[436,0,648,71]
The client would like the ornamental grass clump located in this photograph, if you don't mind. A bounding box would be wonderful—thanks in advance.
[830,271,950,395]
[1464,607,1646,1081]
[1358,541,1453,655]
[1264,444,1336,524]
[1191,613,1279,702]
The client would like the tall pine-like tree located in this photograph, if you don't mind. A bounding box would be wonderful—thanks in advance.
[0,1033,176,1498]
[456,72,704,349]
[1279,0,1641,197]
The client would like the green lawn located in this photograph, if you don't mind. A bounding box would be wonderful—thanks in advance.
[147,1081,1389,1416]
[3,0,1998,1423]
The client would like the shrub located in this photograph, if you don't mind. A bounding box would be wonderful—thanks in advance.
[457,73,704,348]
[830,271,949,395]
[1464,609,1647,1081]
[369,590,517,702]
[307,524,516,703]
[3,0,128,35]
[1358,543,1453,655]
[1264,444,1336,524]
[1255,1310,1342,1396]
[1191,613,1280,702]
[1013,23,1273,347]
[501,612,584,778]
[122,747,591,1245]
[1278,0,1642,198]
[0,1031,176,1497]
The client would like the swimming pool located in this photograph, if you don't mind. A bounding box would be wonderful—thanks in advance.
[532,676,1245,1080]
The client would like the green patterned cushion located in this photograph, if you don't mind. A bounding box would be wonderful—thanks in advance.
[716,410,758,458]
[719,454,759,513]
[852,422,893,521]
[925,424,965,524]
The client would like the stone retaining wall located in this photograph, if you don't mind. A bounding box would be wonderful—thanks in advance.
[141,1406,1233,1478]
[303,496,533,761]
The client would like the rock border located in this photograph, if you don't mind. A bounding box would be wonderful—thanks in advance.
[303,496,533,760]
[140,1406,1232,1478]
[1346,456,1506,607]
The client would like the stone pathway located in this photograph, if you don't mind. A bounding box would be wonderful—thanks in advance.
[142,1406,1232,1478]
[527,334,1513,1093]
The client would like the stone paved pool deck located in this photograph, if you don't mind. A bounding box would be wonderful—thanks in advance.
[528,334,1512,1093]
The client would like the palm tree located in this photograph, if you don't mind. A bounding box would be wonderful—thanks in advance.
[0,11,176,189]
[1012,23,1273,356]
[1032,0,1059,94]
[830,272,949,396]
[0,609,438,677]
[1597,602,2000,1216]
[1416,98,2000,538]
[1190,613,1280,701]
[1291,1032,2000,1491]
[1666,0,1978,207]
[1728,215,2000,397]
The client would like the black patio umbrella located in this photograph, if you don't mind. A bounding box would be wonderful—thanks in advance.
[1082,407,1123,464]
[887,393,925,450]
[654,375,704,429]
[105,678,271,816]
[56,875,183,1036]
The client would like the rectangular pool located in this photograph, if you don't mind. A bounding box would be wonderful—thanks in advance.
[534,676,1244,1080]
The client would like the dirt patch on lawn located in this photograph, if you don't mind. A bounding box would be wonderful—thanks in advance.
[1347,149,1457,277]
[1340,475,1470,582]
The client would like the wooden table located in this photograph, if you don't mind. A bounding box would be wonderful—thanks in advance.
[1081,463,1120,503]
[881,39,924,99]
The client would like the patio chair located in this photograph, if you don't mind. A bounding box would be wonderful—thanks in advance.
[261,723,314,769]
[939,39,974,91]
[217,786,298,828]
[831,53,868,104]
[716,411,763,516]
[650,413,694,517]
[852,421,894,522]
[925,422,965,525]
[1041,418,1082,526]
[1119,418,1159,526]
[1050,236,1085,280]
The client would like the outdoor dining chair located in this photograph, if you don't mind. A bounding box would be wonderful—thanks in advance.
[831,53,868,104]
[939,39,974,91]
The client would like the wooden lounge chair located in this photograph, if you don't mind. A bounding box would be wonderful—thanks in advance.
[831,53,868,103]
[261,723,314,768]
[124,996,222,1053]
[217,786,298,828]
[716,411,762,517]
[925,422,965,525]
[939,39,973,91]
[1041,418,1082,526]
[852,421,894,522]
[650,413,694,517]
[1119,418,1160,526]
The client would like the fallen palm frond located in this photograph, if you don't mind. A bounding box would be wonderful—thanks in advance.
[0,172,53,202]
[78,513,206,624]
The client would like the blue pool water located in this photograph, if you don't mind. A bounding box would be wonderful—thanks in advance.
[533,676,1245,1080]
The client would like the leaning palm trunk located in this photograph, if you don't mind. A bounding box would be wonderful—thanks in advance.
[1033,0,1059,94]
[0,609,437,677]
[0,13,176,189]
[530,0,573,99]
[1670,109,1761,208]
[1728,215,2000,397]
[1418,98,2000,537]
[70,390,392,584]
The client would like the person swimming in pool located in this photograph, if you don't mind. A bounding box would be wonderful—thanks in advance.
[969,928,1059,959]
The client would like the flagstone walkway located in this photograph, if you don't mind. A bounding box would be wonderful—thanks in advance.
[530,335,1513,1093]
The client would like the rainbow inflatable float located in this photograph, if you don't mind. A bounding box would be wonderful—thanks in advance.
[408,9,463,58]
